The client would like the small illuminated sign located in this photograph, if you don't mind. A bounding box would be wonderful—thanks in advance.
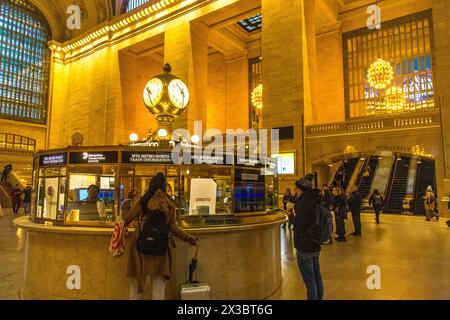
[39,153,67,166]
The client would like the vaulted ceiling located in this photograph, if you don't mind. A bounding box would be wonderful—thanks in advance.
[29,0,114,41]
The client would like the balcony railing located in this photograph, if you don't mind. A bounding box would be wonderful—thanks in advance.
[0,148,35,157]
[306,110,441,138]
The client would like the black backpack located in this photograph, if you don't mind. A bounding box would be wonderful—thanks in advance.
[137,208,169,256]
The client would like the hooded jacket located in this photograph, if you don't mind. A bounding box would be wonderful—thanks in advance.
[293,189,323,253]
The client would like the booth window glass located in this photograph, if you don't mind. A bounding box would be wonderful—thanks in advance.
[36,167,66,221]
[0,0,51,124]
[234,168,265,213]
[67,165,117,224]
[343,10,434,118]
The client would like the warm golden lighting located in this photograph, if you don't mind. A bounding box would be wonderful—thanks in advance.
[251,84,263,110]
[367,58,394,89]
[129,133,139,142]
[385,86,405,112]
[412,145,425,156]
[157,129,168,138]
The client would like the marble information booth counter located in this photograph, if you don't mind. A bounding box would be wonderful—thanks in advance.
[15,146,285,300]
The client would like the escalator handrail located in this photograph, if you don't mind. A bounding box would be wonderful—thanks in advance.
[384,155,398,212]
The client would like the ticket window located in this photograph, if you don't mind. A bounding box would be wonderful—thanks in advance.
[36,167,66,222]
[66,165,117,224]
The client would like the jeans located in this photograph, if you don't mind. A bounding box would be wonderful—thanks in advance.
[12,202,21,214]
[322,217,333,243]
[351,210,361,234]
[296,251,324,300]
[24,202,31,214]
[335,213,346,238]
[373,206,382,223]
[130,275,166,300]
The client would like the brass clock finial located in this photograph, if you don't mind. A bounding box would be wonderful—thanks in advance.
[163,63,172,74]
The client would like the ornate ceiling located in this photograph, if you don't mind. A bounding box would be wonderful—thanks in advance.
[29,0,114,41]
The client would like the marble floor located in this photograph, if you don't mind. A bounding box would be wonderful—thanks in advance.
[0,209,449,300]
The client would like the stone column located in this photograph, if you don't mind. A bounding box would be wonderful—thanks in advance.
[432,0,450,216]
[262,0,317,179]
[164,21,208,133]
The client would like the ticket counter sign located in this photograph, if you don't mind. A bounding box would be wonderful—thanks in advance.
[39,153,68,166]
[69,151,118,164]
[122,151,173,164]
[189,178,217,216]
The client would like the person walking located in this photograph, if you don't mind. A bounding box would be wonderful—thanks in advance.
[1,164,12,182]
[348,186,363,237]
[423,186,438,221]
[123,173,198,300]
[10,184,23,215]
[282,188,294,230]
[321,184,333,245]
[23,185,32,214]
[369,189,384,224]
[289,174,324,300]
[332,187,348,242]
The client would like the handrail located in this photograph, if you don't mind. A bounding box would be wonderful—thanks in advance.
[384,155,398,211]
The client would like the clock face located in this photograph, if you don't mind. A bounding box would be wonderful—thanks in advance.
[168,79,190,109]
[143,78,163,107]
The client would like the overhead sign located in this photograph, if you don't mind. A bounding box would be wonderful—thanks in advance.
[39,153,67,166]
[189,179,217,216]
[69,151,118,164]
[122,151,174,164]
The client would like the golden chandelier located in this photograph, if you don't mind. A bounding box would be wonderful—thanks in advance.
[251,84,263,110]
[367,58,394,89]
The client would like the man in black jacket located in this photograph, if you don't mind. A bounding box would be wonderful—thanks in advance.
[348,186,363,237]
[290,174,324,300]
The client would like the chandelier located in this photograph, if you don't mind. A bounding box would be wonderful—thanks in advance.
[367,58,394,89]
[251,84,263,110]
[385,86,405,112]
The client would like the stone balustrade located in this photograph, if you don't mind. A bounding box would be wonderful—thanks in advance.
[306,109,441,137]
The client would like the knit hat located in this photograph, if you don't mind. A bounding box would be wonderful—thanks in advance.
[295,173,314,191]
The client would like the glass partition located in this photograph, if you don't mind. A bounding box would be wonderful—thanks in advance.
[36,167,66,222]
[66,165,117,224]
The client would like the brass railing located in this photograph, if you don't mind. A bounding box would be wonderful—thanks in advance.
[307,110,441,137]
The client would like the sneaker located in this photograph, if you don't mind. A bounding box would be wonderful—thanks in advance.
[350,232,357,236]
[353,233,362,237]
[322,240,332,245]
[336,237,347,242]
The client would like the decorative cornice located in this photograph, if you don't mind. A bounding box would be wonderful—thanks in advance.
[48,0,201,62]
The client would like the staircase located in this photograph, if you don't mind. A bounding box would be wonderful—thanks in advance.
[0,181,14,208]
[385,157,411,214]
[411,159,436,215]
[358,156,379,199]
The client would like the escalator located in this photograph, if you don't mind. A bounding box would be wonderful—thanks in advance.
[385,156,411,213]
[357,156,379,199]
[341,158,359,190]
[411,159,436,215]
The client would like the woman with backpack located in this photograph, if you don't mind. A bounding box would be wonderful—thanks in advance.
[123,173,198,300]
[423,186,438,222]
[369,189,384,224]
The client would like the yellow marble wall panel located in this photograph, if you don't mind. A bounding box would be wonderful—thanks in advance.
[0,120,46,151]
[207,54,227,131]
[315,30,346,124]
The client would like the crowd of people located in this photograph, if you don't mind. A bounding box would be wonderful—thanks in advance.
[285,171,448,300]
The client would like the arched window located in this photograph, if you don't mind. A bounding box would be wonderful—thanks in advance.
[124,0,149,12]
[0,0,51,124]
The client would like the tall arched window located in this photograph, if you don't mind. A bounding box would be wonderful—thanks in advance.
[0,0,51,124]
